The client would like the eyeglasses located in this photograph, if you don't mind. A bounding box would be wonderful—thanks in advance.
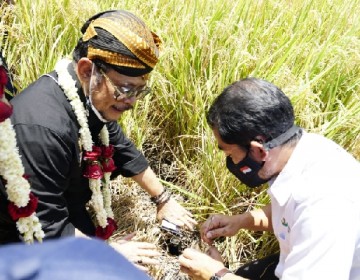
[100,70,151,100]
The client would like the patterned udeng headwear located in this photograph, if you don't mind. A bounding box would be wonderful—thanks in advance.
[80,10,161,76]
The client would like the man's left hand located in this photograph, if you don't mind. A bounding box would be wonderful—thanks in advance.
[156,197,197,230]
[179,248,225,280]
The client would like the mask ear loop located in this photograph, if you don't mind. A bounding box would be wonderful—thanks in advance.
[86,62,109,123]
[84,62,95,102]
[263,125,301,150]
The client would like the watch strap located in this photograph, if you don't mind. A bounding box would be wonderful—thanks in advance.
[215,267,232,278]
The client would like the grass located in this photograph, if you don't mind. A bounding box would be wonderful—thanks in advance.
[2,0,360,278]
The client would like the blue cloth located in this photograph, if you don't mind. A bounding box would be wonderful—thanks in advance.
[0,237,150,280]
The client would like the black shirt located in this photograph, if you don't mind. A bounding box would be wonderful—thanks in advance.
[0,63,148,243]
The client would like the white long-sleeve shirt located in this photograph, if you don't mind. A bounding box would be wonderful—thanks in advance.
[268,132,360,279]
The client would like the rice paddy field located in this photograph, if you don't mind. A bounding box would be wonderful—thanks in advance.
[1,0,360,279]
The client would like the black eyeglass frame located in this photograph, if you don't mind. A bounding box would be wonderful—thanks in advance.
[100,69,151,100]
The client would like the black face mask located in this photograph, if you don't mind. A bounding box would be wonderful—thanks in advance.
[226,153,266,188]
[226,125,301,188]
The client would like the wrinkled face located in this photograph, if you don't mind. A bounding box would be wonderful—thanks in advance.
[89,68,147,121]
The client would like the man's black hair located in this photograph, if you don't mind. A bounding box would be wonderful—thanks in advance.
[207,77,296,147]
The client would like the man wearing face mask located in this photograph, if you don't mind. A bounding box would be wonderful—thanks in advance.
[179,77,360,280]
[1,10,197,268]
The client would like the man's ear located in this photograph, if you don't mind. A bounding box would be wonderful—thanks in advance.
[249,140,268,161]
[76,58,93,83]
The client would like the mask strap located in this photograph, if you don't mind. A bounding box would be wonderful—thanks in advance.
[263,125,301,150]
[87,63,108,123]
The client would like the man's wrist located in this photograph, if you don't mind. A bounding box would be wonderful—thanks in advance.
[150,188,171,206]
[210,267,232,280]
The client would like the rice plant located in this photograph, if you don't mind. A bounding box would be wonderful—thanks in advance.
[1,0,360,277]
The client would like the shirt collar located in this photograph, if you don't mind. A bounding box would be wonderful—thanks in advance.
[268,132,308,206]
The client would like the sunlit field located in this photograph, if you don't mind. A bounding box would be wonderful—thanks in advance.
[1,0,360,278]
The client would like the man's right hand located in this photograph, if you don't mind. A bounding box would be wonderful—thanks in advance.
[200,214,241,245]
[109,233,161,271]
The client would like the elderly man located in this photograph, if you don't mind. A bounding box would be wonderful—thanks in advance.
[0,10,196,268]
[179,77,360,279]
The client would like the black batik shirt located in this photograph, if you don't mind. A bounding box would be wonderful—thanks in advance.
[0,64,148,243]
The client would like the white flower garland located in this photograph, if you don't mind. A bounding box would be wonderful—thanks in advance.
[0,118,45,243]
[55,58,114,229]
[100,126,114,219]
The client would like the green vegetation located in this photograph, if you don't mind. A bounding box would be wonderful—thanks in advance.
[1,0,360,273]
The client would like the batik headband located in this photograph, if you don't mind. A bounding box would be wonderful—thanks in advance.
[82,17,161,70]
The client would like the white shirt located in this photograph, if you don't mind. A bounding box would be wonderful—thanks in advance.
[268,132,360,279]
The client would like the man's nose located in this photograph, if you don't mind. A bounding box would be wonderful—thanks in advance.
[122,95,136,105]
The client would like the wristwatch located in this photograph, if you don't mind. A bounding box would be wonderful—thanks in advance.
[209,267,232,280]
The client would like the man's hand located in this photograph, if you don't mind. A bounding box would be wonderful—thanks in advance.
[156,196,197,230]
[200,214,240,244]
[109,233,161,271]
[179,248,225,280]
[132,167,197,230]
